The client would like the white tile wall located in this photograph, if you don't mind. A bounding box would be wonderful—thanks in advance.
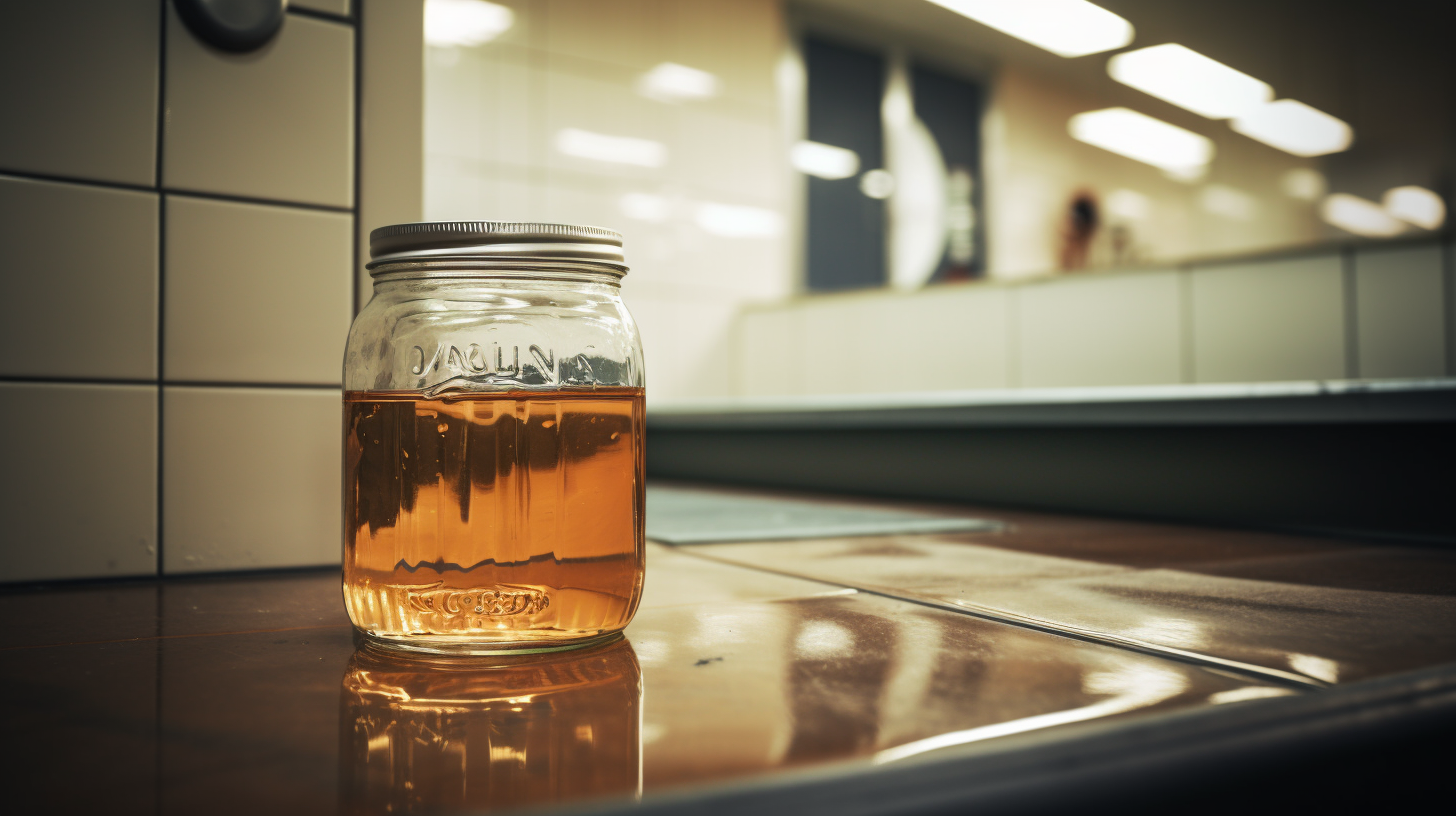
[737,307,808,396]
[0,0,158,186]
[1017,271,1184,387]
[163,387,341,574]
[165,9,354,207]
[1190,255,1347,383]
[0,176,159,380]
[424,0,792,401]
[1354,244,1447,378]
[165,196,352,384]
[0,5,420,582]
[0,383,157,582]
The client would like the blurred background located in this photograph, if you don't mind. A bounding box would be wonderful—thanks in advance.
[1,0,1451,582]
[421,0,1453,401]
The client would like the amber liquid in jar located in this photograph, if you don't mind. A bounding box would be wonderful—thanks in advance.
[343,388,645,652]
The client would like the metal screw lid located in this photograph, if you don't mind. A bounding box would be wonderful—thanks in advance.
[367,221,627,272]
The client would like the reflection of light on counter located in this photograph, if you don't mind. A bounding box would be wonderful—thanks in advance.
[1200,184,1258,222]
[1233,100,1352,157]
[424,0,514,47]
[1281,168,1327,201]
[874,663,1188,764]
[695,202,783,238]
[1288,653,1340,684]
[556,128,667,168]
[1321,194,1406,237]
[927,0,1133,58]
[637,63,720,103]
[794,621,854,659]
[1069,107,1214,176]
[1383,186,1446,230]
[1209,686,1297,705]
[791,141,860,179]
[1109,44,1272,119]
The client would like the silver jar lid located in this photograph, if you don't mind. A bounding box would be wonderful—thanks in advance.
[367,221,627,272]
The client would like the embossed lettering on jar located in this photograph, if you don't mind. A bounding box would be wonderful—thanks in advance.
[343,222,646,654]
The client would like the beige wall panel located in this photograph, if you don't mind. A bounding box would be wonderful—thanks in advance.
[1018,271,1184,387]
[737,308,807,397]
[0,176,158,380]
[0,383,156,582]
[165,196,352,384]
[1354,244,1447,378]
[163,387,340,573]
[0,0,158,185]
[359,0,424,307]
[1190,255,1346,383]
[793,285,1011,395]
[165,10,354,207]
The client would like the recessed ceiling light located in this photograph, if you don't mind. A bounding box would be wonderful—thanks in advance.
[1383,186,1445,230]
[1232,100,1353,157]
[1068,107,1215,175]
[1320,193,1405,237]
[791,141,861,180]
[1108,44,1272,119]
[927,0,1133,58]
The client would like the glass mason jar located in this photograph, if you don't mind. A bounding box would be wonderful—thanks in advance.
[343,222,646,654]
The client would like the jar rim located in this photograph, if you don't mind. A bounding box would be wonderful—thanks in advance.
[367,221,628,274]
[367,259,627,284]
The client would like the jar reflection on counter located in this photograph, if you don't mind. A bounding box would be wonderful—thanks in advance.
[339,636,642,814]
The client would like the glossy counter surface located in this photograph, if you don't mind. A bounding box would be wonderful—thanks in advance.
[4,487,1455,815]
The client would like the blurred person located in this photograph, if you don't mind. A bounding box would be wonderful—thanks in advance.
[1059,190,1100,271]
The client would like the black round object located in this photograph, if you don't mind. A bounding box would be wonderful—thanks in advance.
[174,0,287,53]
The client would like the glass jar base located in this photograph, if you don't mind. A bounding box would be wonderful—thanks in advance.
[355,629,624,657]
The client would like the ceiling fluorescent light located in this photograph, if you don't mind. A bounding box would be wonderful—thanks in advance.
[1069,107,1214,175]
[1383,186,1445,230]
[424,0,514,47]
[1108,44,1272,119]
[1320,193,1405,237]
[791,141,861,180]
[927,0,1133,58]
[555,129,667,167]
[637,63,721,103]
[1232,100,1353,157]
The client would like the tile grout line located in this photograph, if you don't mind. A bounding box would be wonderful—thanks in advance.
[664,544,1326,691]
[352,0,364,317]
[0,168,352,214]
[154,4,167,810]
[0,375,343,390]
[156,0,168,582]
